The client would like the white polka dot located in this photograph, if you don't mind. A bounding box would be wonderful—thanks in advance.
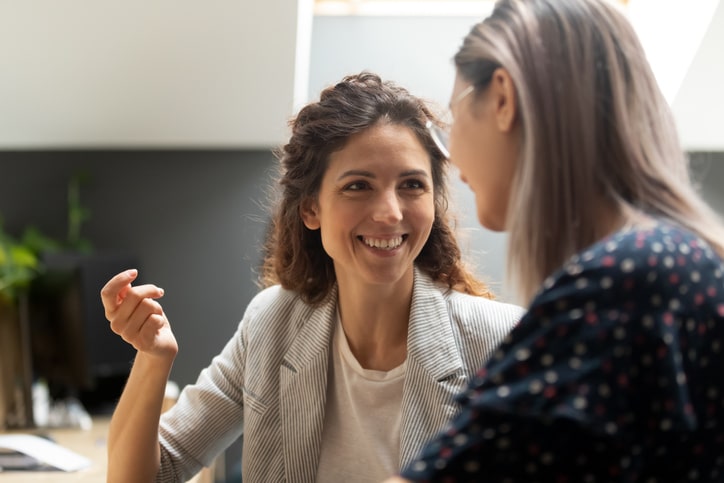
[647,271,658,283]
[529,380,543,394]
[574,343,587,355]
[463,460,480,473]
[575,278,588,290]
[573,396,588,409]
[620,258,635,273]
[664,256,675,268]
[660,419,672,431]
[450,432,466,445]
[412,461,427,471]
[582,251,595,262]
[651,294,662,307]
[541,354,554,366]
[614,327,627,340]
[691,271,701,283]
[598,384,611,397]
[676,372,687,385]
[605,241,618,252]
[663,333,674,345]
[483,428,496,439]
[679,243,690,254]
[652,242,663,253]
[543,277,555,289]
[605,422,618,434]
[515,348,531,361]
[567,263,584,276]
[569,357,582,370]
[544,371,558,384]
[669,298,681,310]
[601,277,613,289]
[642,315,655,328]
[497,386,511,398]
[569,308,584,319]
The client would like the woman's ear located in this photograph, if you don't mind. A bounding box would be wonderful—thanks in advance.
[300,198,321,230]
[491,67,518,133]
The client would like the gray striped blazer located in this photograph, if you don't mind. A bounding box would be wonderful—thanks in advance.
[157,267,523,483]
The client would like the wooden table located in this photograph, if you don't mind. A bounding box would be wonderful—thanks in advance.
[0,417,215,482]
[0,417,110,482]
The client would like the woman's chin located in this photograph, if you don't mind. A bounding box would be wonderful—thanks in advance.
[477,211,506,232]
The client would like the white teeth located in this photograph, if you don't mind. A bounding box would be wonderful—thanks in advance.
[363,236,403,250]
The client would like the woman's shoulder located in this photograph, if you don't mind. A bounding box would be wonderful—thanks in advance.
[532,219,724,309]
[242,284,328,333]
[444,288,525,321]
[552,221,719,280]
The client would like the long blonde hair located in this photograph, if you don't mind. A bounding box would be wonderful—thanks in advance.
[455,0,724,303]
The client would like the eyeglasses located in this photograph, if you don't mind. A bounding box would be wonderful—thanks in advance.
[426,85,475,159]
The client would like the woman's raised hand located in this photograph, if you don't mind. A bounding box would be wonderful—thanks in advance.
[100,269,178,359]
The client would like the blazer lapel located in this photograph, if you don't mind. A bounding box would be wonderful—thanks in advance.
[279,287,338,483]
[399,268,469,468]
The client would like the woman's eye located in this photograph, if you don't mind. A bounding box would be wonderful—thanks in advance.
[344,181,369,191]
[401,179,425,190]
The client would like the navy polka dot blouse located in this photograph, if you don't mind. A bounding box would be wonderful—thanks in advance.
[401,221,724,482]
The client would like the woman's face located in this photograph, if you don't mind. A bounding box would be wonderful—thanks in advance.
[301,122,435,291]
[448,71,520,232]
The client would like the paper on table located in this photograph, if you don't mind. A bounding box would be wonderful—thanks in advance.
[0,434,92,472]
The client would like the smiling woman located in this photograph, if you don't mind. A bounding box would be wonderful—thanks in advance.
[98,71,524,483]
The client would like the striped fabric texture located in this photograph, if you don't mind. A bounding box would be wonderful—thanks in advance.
[156,267,523,482]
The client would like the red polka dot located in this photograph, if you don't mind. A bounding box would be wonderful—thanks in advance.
[602,256,616,267]
[718,304,724,317]
[663,312,674,326]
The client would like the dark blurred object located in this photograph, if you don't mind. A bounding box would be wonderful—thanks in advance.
[29,252,138,415]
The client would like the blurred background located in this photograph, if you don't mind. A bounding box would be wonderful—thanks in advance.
[0,0,722,475]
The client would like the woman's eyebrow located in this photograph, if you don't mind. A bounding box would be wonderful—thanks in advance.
[337,168,430,182]
[337,169,374,181]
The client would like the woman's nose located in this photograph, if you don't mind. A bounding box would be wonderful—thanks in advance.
[371,190,403,224]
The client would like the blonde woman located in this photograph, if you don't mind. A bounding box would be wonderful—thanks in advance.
[386,0,724,481]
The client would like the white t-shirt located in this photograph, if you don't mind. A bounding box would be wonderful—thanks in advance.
[316,317,406,483]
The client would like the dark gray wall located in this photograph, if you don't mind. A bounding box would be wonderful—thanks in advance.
[1,151,277,388]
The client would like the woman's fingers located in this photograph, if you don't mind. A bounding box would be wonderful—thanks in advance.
[100,269,139,313]
[113,296,164,339]
[101,270,172,353]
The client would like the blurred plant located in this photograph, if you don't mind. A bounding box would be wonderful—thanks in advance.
[0,171,93,305]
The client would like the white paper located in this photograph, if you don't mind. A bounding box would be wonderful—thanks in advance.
[0,434,92,472]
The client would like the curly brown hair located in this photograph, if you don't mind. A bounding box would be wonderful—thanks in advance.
[260,72,492,305]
